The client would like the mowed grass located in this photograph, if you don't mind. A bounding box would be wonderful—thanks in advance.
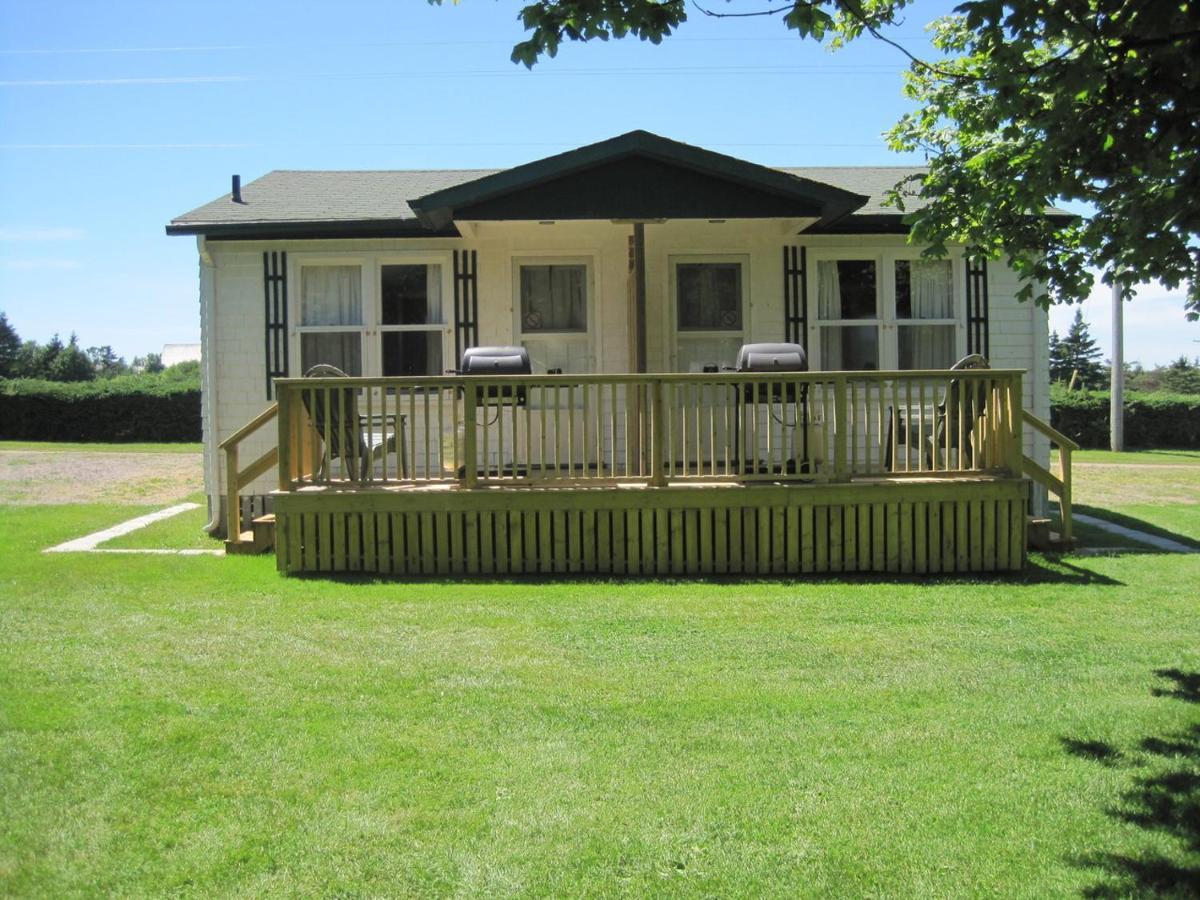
[1054,449,1200,545]
[2,446,1198,896]
[3,502,1199,896]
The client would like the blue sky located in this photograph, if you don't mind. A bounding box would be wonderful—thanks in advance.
[1,0,1195,366]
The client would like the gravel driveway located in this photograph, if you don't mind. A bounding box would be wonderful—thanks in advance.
[0,450,203,505]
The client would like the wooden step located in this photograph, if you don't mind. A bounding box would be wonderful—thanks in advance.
[225,514,276,555]
[1027,516,1054,551]
[1028,517,1074,552]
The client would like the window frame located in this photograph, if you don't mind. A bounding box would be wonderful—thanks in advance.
[288,251,453,378]
[807,248,967,371]
[511,255,598,373]
[375,254,452,378]
[668,253,751,372]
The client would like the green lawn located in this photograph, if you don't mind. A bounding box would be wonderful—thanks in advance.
[3,508,1199,896]
[1,447,1197,896]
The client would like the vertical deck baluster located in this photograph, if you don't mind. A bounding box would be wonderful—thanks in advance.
[452,384,460,482]
[918,379,928,473]
[904,376,914,472]
[481,385,491,482]
[405,382,415,480]
[435,386,445,481]
[421,383,430,482]
[497,382,507,480]
[462,382,477,488]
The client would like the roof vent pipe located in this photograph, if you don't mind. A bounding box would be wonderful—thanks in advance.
[231,175,242,203]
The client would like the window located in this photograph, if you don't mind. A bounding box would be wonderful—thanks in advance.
[811,253,963,370]
[817,259,880,370]
[292,256,449,378]
[298,265,363,375]
[380,263,444,377]
[673,258,747,372]
[515,260,592,374]
[519,264,587,333]
[895,259,956,369]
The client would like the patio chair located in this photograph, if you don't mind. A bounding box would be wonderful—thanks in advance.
[301,364,403,480]
[887,354,990,471]
[930,354,991,469]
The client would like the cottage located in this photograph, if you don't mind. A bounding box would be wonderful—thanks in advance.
[167,130,1074,576]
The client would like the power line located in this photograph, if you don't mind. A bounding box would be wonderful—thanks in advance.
[0,64,908,88]
[0,35,934,55]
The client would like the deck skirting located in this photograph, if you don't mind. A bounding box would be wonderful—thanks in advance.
[273,478,1028,577]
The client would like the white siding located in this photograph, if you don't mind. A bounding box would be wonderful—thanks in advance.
[198,225,1051,511]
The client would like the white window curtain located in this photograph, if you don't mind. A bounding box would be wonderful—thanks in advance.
[301,266,362,326]
[521,265,586,332]
[425,264,443,325]
[909,260,953,319]
[817,260,842,319]
[904,260,954,369]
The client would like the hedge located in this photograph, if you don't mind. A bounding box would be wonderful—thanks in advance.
[1050,387,1200,448]
[0,377,201,442]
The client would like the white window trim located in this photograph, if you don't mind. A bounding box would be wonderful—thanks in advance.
[511,255,598,372]
[376,255,453,376]
[289,251,454,377]
[667,253,751,371]
[806,249,966,370]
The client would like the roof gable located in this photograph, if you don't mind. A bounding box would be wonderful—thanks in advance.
[411,130,868,228]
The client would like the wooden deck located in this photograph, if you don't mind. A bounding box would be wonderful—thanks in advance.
[273,477,1028,576]
[208,367,1064,576]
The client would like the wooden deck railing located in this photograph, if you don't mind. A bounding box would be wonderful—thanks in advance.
[273,369,1024,490]
[1021,410,1078,546]
[218,402,278,545]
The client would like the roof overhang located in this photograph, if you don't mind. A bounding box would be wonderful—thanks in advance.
[164,219,459,240]
[410,130,869,230]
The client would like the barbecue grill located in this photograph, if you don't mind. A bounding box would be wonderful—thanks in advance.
[460,345,531,405]
[735,342,807,403]
[733,342,813,474]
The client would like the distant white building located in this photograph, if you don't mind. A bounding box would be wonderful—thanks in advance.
[161,343,201,367]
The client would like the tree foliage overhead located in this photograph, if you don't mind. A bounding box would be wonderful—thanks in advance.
[432,0,1200,319]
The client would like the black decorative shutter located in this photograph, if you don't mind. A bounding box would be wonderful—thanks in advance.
[453,249,479,364]
[263,250,288,399]
[965,256,990,358]
[783,245,808,346]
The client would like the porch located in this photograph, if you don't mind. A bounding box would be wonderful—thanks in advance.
[222,368,1076,576]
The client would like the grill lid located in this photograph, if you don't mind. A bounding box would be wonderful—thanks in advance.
[736,342,807,373]
[460,345,532,375]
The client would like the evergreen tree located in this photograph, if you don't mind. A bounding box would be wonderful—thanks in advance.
[47,334,95,382]
[1048,330,1068,383]
[86,345,127,378]
[0,311,19,378]
[133,352,164,374]
[1053,309,1106,388]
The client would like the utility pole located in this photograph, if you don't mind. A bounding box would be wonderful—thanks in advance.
[1110,274,1125,452]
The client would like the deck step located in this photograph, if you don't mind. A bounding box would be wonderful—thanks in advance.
[1028,517,1073,552]
[225,514,276,555]
[1027,517,1053,551]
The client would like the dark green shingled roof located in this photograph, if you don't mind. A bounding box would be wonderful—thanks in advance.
[166,130,1062,239]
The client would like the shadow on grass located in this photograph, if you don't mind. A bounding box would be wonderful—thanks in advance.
[1072,505,1200,552]
[1065,668,1200,897]
[286,551,1122,588]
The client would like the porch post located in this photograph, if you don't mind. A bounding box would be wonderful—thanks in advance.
[633,222,647,374]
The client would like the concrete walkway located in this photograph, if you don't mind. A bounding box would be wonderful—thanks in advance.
[1074,512,1198,554]
[44,502,223,556]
